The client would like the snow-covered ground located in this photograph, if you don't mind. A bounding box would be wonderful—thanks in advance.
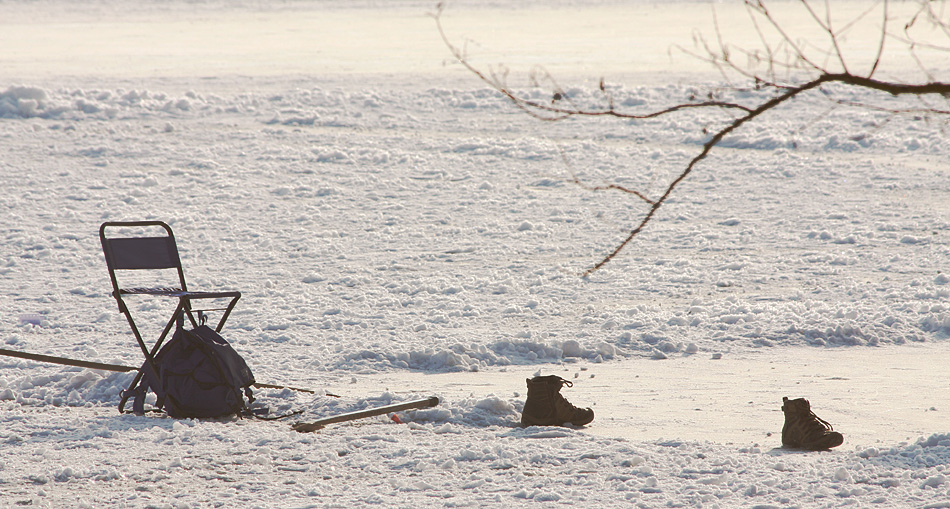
[1,0,949,507]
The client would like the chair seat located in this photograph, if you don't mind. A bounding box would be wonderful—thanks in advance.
[118,288,241,299]
[120,287,187,296]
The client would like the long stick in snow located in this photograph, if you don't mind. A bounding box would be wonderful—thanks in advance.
[0,347,317,394]
[0,347,137,372]
[291,396,440,433]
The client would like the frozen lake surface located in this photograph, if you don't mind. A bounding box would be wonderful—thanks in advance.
[1,0,949,507]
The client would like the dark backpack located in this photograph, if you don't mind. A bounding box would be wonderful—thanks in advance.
[130,325,256,418]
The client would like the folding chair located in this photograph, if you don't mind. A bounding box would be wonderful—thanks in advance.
[99,221,241,413]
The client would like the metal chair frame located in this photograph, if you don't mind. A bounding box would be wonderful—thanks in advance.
[99,221,241,412]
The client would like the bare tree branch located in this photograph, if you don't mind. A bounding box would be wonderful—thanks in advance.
[433,0,950,275]
[583,76,825,276]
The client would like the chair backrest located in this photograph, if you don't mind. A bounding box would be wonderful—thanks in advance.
[100,221,188,293]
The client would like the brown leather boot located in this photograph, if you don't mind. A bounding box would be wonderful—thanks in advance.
[781,397,844,450]
[521,375,594,427]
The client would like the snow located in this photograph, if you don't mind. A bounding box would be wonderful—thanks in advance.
[1,0,949,507]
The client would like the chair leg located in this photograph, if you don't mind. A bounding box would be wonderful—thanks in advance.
[116,300,187,414]
[215,295,241,332]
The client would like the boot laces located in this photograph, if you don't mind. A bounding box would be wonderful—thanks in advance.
[802,409,834,434]
[551,377,579,409]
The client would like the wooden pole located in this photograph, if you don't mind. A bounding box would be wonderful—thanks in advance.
[292,396,440,432]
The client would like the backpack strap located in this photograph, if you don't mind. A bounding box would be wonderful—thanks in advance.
[131,385,148,415]
[128,357,166,415]
[118,386,137,414]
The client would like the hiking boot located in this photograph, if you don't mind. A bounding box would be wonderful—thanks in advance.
[521,375,594,427]
[781,397,844,450]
